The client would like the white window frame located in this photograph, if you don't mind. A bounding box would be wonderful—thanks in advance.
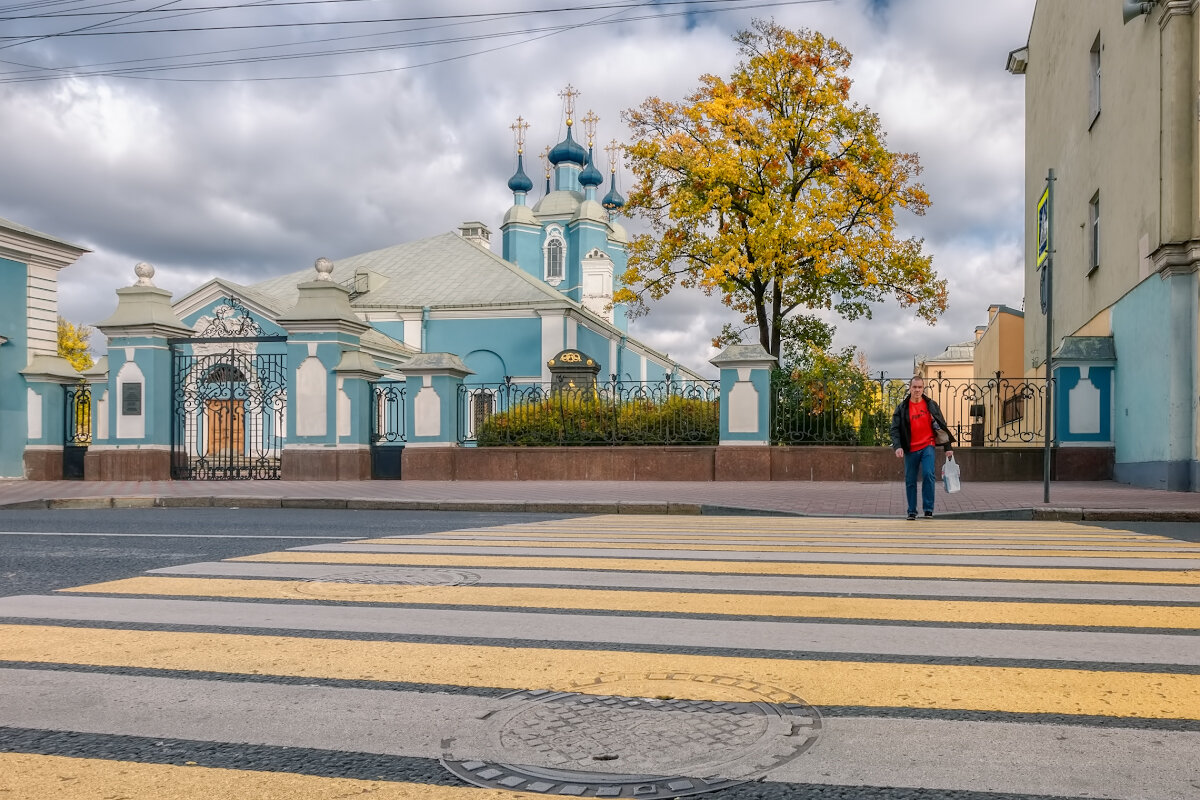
[1087,191,1100,275]
[1088,33,1101,128]
[543,227,565,286]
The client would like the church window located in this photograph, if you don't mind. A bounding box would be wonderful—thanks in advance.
[543,229,565,285]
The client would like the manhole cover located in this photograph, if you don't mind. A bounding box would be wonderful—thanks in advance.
[442,673,821,798]
[291,568,480,599]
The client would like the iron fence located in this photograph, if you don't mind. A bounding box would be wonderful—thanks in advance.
[460,378,720,446]
[64,383,92,445]
[771,374,1052,447]
[169,348,287,480]
[370,383,407,443]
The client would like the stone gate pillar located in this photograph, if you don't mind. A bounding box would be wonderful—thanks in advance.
[19,354,81,479]
[91,263,194,480]
[276,257,379,480]
[710,344,777,446]
[402,353,474,447]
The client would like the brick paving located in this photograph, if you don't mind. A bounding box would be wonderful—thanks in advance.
[0,478,1198,520]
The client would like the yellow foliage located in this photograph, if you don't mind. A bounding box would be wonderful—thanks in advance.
[57,317,95,372]
[620,19,948,357]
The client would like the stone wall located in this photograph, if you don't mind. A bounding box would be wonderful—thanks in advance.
[402,446,1114,482]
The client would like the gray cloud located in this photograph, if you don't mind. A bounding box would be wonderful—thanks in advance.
[1,0,1036,380]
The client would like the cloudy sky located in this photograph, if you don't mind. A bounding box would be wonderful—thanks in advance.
[0,0,1035,378]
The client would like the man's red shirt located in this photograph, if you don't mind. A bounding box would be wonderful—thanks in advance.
[907,397,934,452]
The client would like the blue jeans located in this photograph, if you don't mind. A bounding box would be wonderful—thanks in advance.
[904,445,937,515]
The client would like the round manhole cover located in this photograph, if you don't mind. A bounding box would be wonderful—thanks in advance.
[290,568,480,600]
[442,673,821,798]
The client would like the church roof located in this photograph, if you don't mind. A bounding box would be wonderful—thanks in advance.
[248,231,571,311]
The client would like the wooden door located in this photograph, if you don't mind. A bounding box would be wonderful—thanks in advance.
[206,399,245,455]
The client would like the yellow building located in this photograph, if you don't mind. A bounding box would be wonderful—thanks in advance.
[914,340,974,442]
[915,304,1029,446]
[973,304,1025,381]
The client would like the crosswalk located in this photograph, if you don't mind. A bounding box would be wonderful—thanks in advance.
[1,515,1198,799]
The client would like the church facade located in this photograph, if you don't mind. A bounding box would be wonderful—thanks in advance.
[22,94,707,481]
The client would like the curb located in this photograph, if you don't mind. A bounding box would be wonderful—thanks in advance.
[1,497,706,515]
[1,496,1198,522]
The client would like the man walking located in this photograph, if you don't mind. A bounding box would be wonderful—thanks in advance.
[890,376,955,520]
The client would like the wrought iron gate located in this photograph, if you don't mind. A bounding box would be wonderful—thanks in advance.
[171,347,287,480]
[369,382,406,479]
[170,298,288,480]
[63,382,91,480]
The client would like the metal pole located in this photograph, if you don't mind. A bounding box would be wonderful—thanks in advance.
[1043,169,1055,504]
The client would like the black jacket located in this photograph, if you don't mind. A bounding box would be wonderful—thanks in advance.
[890,395,955,452]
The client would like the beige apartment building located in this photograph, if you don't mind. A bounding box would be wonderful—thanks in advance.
[1008,0,1199,490]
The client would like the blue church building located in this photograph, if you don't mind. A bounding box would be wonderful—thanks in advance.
[44,92,705,481]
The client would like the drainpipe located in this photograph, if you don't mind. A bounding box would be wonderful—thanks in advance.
[421,306,430,351]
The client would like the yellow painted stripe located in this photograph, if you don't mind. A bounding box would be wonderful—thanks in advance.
[389,533,1200,548]
[0,753,541,800]
[1,624,1197,719]
[350,537,1200,559]
[229,551,1200,585]
[475,524,1157,539]
[488,517,1147,533]
[61,576,1200,629]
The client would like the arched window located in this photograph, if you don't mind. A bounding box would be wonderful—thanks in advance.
[545,238,563,281]
[203,364,247,384]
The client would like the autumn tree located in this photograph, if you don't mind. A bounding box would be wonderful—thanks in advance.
[57,316,95,372]
[618,20,948,358]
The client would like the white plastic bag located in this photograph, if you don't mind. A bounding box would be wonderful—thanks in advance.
[942,455,961,494]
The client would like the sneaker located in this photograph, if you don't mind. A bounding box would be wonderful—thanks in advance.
[924,511,934,518]
[906,512,916,521]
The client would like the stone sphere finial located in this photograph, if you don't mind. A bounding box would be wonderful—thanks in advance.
[134,262,156,287]
[314,257,334,281]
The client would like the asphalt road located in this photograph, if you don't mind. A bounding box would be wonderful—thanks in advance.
[0,510,1198,800]
[0,509,574,597]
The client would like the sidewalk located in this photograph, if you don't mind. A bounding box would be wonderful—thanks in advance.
[0,479,1198,521]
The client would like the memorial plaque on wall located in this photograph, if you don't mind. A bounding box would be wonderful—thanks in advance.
[547,349,600,393]
[121,382,142,416]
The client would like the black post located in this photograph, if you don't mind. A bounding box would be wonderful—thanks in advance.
[1043,169,1055,504]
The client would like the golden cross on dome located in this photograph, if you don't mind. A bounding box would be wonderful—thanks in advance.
[558,84,580,126]
[604,139,623,173]
[510,116,529,155]
[539,144,552,178]
[582,110,599,147]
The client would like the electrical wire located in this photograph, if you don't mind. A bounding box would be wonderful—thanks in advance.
[0,0,836,83]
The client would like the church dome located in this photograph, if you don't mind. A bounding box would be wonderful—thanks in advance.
[602,183,625,211]
[608,220,629,244]
[548,126,588,167]
[579,148,604,188]
[572,199,608,224]
[503,203,538,227]
[534,189,583,216]
[507,154,534,193]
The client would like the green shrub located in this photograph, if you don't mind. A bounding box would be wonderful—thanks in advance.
[476,392,717,446]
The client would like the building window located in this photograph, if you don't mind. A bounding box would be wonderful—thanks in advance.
[1089,33,1101,126]
[543,228,565,284]
[1087,191,1100,275]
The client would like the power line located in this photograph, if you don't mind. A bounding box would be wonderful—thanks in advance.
[0,0,188,51]
[0,0,835,83]
[4,0,469,19]
[0,8,503,76]
[0,0,797,33]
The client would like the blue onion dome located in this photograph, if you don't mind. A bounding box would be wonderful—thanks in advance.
[548,125,589,166]
[602,179,625,211]
[507,153,533,193]
[579,147,604,188]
